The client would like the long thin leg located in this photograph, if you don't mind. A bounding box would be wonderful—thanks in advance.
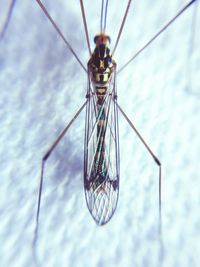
[118,0,197,74]
[116,102,162,233]
[80,0,92,56]
[112,0,132,56]
[35,0,86,72]
[0,0,16,40]
[35,100,87,235]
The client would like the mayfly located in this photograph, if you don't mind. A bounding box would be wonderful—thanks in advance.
[1,0,197,227]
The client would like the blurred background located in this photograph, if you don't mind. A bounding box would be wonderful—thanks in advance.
[0,0,199,266]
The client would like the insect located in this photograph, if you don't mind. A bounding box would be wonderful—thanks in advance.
[1,0,197,228]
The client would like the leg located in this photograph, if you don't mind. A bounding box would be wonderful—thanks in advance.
[79,0,92,56]
[112,0,132,56]
[0,0,16,40]
[118,0,197,74]
[35,0,86,72]
[35,100,87,233]
[116,102,162,233]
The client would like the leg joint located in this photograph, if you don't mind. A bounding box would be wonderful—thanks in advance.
[43,151,51,161]
[154,156,161,166]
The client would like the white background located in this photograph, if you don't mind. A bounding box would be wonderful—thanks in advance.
[0,0,199,267]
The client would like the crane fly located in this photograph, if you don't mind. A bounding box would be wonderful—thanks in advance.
[0,0,197,228]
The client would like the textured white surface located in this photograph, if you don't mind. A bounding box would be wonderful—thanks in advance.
[0,1,200,267]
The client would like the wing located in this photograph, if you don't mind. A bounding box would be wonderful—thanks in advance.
[84,71,120,225]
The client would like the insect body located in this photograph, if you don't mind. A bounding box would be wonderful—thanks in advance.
[0,0,197,231]
[84,34,119,224]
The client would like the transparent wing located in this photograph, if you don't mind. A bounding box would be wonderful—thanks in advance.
[84,71,120,225]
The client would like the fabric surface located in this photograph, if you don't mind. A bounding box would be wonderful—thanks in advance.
[0,1,199,267]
